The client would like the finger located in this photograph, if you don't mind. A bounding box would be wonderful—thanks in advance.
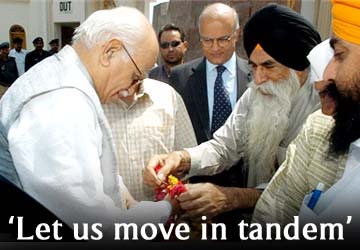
[144,155,165,188]
[179,199,202,211]
[157,156,178,181]
[177,188,203,203]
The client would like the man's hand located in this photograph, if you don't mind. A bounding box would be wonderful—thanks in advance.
[121,187,138,209]
[143,151,191,188]
[177,183,228,221]
[178,184,261,221]
[163,194,184,216]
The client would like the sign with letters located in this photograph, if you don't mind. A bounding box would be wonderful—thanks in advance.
[59,1,72,13]
[53,0,85,22]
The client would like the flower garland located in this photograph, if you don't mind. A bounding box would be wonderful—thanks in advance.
[154,164,187,201]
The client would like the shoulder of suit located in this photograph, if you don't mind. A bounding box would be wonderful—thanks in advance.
[148,66,160,76]
[236,56,250,70]
[171,57,204,74]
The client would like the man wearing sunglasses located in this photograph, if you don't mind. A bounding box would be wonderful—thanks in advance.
[0,7,179,234]
[149,23,188,84]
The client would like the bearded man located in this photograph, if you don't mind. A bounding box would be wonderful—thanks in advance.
[143,3,321,226]
[253,0,360,233]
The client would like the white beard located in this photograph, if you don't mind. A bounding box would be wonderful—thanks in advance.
[245,70,300,186]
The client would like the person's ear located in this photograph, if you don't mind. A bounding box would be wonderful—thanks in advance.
[183,41,189,52]
[100,38,123,67]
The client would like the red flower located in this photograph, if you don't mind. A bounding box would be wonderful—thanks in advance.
[154,164,162,174]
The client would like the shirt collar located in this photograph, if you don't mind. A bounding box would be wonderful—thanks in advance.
[206,52,237,75]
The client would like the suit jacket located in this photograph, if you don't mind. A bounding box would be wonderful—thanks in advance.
[170,56,250,144]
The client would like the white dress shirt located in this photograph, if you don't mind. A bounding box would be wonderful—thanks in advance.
[206,52,238,126]
[9,48,27,76]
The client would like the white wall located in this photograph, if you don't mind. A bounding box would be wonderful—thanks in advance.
[0,1,29,47]
[0,0,48,50]
[300,0,316,24]
[28,0,48,49]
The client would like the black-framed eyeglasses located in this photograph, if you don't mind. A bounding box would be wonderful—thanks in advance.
[160,40,182,49]
[200,33,234,48]
[122,44,144,86]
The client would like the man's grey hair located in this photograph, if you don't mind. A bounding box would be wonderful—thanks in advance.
[72,7,148,56]
[198,3,240,34]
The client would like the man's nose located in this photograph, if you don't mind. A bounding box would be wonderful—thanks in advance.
[210,39,221,50]
[254,67,268,85]
[314,80,330,92]
[323,57,336,81]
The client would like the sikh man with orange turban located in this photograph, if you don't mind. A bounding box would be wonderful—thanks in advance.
[253,0,360,238]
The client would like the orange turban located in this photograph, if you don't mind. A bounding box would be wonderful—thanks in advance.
[332,0,360,45]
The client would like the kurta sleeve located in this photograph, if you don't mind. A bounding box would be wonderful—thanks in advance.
[186,89,251,177]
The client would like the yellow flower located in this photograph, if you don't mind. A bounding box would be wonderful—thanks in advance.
[167,175,179,190]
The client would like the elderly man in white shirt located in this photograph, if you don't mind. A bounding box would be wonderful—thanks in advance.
[144,3,321,222]
[9,37,27,76]
[0,7,177,232]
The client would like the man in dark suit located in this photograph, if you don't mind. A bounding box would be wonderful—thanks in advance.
[170,3,250,187]
[25,37,50,72]
[168,3,250,239]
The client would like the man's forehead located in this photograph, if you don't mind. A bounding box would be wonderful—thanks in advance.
[249,47,278,64]
[200,16,234,33]
[330,35,360,59]
[160,30,181,41]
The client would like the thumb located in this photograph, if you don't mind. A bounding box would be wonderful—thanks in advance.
[157,162,172,182]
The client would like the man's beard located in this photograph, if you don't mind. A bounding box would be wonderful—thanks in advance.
[245,70,300,186]
[328,80,360,157]
[165,57,182,66]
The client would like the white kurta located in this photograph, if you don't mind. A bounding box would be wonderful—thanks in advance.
[4,45,171,230]
[9,49,27,76]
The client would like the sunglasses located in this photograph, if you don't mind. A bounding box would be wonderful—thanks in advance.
[160,40,182,49]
